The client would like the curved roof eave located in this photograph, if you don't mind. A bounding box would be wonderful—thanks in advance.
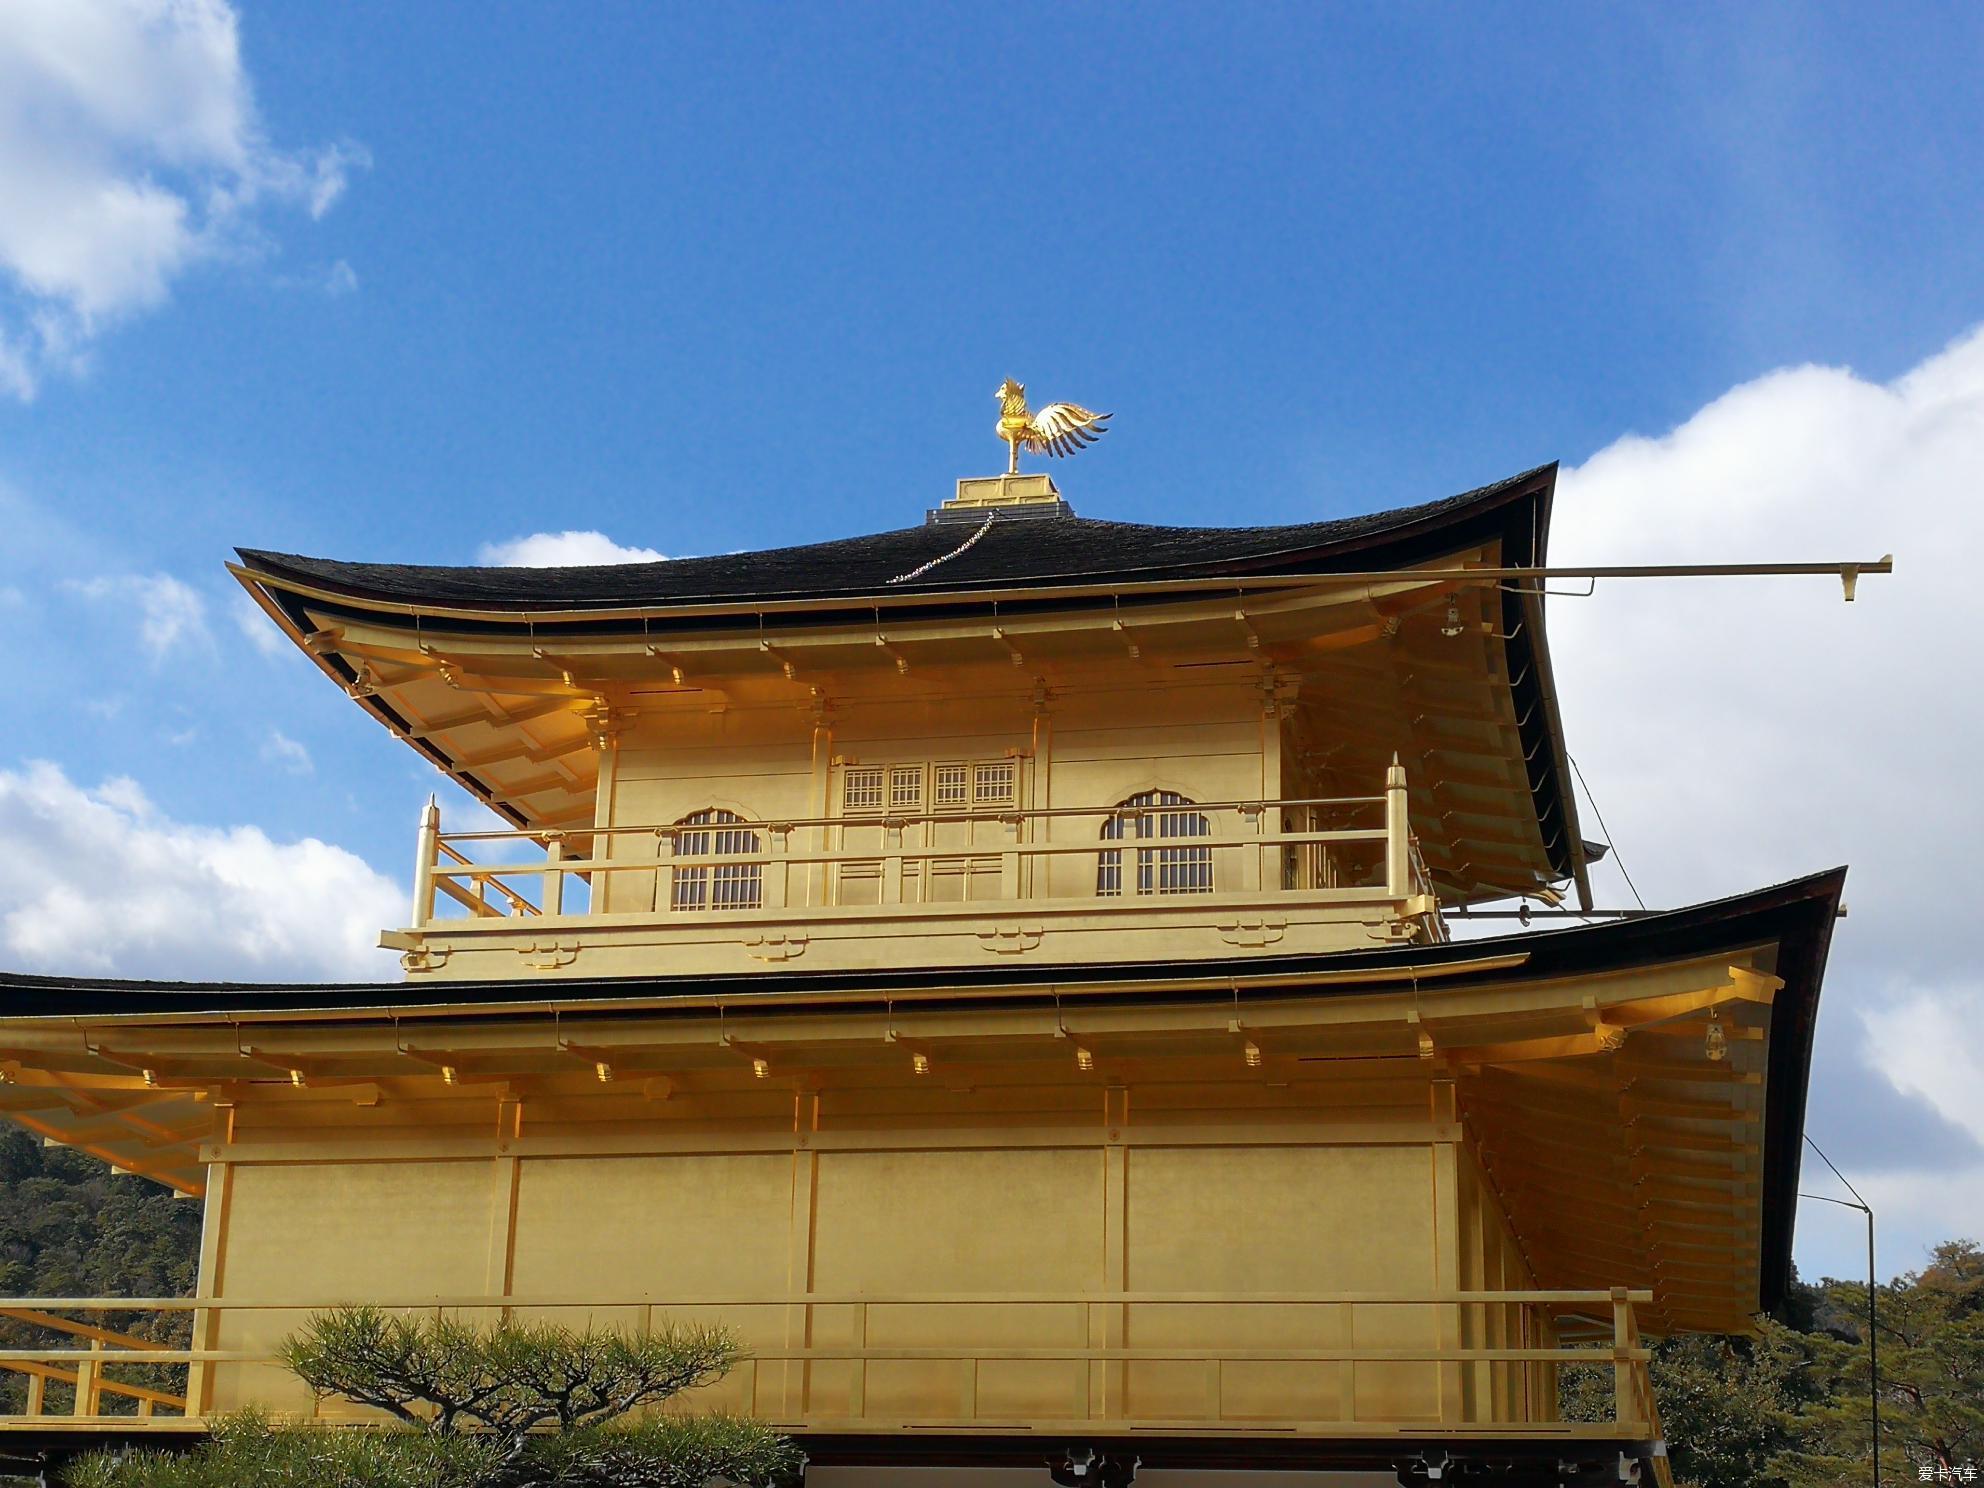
[234,464,1560,615]
[0,867,1848,1318]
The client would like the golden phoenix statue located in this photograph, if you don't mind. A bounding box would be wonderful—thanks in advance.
[995,379,1111,474]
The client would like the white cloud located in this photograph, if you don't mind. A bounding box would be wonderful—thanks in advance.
[477,531,667,567]
[231,592,286,655]
[1864,987,1984,1145]
[68,572,210,657]
[0,760,400,981]
[0,0,366,398]
[261,728,311,774]
[1548,323,1984,1276]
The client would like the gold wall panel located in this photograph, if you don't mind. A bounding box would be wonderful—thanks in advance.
[810,1147,1104,1422]
[1124,1145,1436,1423]
[509,1153,798,1416]
[211,1160,492,1415]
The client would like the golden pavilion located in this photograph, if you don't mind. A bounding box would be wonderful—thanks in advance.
[0,455,1851,1486]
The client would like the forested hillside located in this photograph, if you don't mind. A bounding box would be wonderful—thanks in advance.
[0,1128,201,1415]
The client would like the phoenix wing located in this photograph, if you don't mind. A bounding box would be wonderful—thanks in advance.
[1023,402,1111,457]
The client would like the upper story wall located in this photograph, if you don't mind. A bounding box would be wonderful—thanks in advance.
[601,666,1282,830]
[365,634,1438,974]
[592,664,1291,915]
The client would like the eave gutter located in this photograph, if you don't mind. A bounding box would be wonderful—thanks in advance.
[0,869,1845,1025]
[1513,467,1593,907]
[1755,866,1847,1317]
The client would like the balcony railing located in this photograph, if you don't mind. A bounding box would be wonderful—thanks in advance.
[0,1288,1656,1446]
[404,765,1443,947]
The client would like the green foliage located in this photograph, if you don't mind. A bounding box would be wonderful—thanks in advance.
[1641,1326,1816,1488]
[57,1412,799,1488]
[60,1411,502,1488]
[61,1310,792,1488]
[1562,1248,1984,1488]
[1562,1283,1831,1488]
[0,1128,200,1414]
[278,1306,744,1445]
[510,1417,803,1487]
[1773,1240,1984,1488]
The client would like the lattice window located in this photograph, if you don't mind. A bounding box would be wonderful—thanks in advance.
[1097,791,1213,897]
[671,808,763,911]
[890,765,924,811]
[843,766,885,812]
[934,763,970,809]
[974,760,1016,807]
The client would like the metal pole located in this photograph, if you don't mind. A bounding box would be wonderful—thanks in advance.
[1869,1204,1880,1488]
[1803,1134,1879,1488]
[231,554,1896,626]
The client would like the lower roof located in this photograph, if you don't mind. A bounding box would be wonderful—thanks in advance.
[0,868,1843,1324]
[0,868,1840,1021]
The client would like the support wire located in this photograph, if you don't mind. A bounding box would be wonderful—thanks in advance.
[1567,753,1646,912]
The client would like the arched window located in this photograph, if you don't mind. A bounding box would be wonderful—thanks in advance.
[1098,791,1213,897]
[671,808,763,911]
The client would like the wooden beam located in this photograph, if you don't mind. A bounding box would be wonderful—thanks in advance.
[449,731,597,770]
[400,696,574,738]
[0,1308,159,1352]
[0,1358,186,1410]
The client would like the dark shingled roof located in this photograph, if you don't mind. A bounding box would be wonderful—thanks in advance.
[0,867,1838,1018]
[0,868,1845,1319]
[238,466,1554,612]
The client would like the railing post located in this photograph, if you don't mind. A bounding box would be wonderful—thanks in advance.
[849,1301,867,1420]
[542,834,565,916]
[1071,1299,1091,1422]
[960,1355,979,1421]
[882,821,904,906]
[1340,1301,1357,1424]
[1242,802,1264,894]
[1611,1287,1641,1430]
[412,796,440,928]
[73,1341,100,1418]
[24,1371,44,1418]
[1385,757,1411,897]
[764,827,790,911]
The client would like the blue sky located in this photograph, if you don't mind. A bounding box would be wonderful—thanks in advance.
[1,1,1982,1284]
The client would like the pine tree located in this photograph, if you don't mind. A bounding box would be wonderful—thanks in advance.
[1777,1241,1984,1486]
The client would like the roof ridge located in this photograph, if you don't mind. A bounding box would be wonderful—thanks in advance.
[233,463,1559,599]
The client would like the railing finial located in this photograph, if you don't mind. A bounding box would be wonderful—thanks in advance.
[412,798,442,929]
[1385,759,1411,896]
